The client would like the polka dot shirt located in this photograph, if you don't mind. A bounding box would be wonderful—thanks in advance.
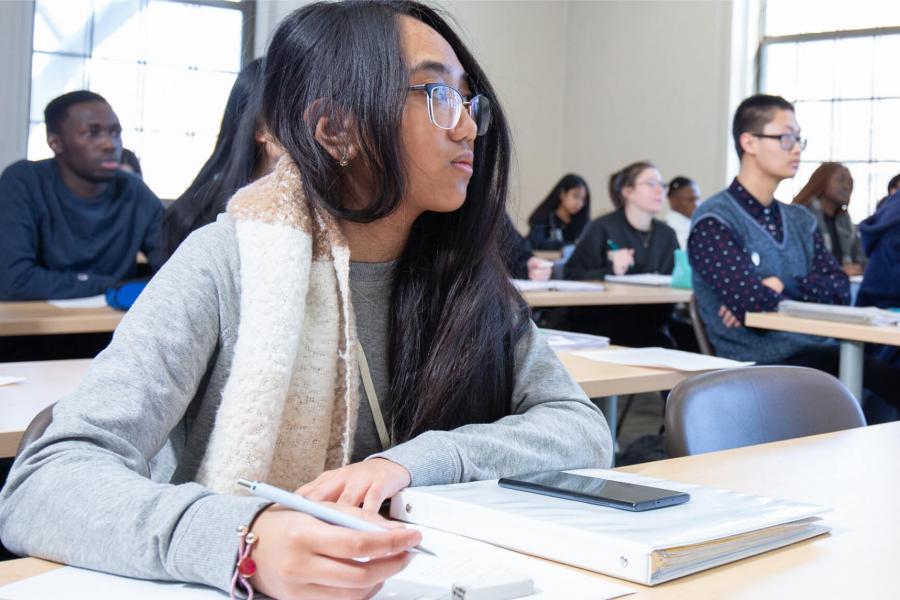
[688,179,850,322]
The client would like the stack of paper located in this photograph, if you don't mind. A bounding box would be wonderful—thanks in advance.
[513,279,604,293]
[604,274,673,287]
[778,300,900,327]
[539,328,610,351]
[47,295,108,309]
[572,347,753,371]
[391,469,830,586]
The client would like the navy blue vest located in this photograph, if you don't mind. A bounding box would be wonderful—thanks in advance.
[690,190,833,362]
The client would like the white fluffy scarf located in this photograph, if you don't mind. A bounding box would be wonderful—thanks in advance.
[196,158,360,495]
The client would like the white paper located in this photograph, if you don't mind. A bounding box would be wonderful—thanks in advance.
[47,295,108,309]
[572,347,754,371]
[0,375,26,386]
[0,526,635,600]
[778,300,900,327]
[539,328,610,351]
[513,279,604,293]
[604,274,672,287]
[849,275,863,284]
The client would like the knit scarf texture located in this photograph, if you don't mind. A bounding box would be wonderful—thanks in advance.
[196,157,360,495]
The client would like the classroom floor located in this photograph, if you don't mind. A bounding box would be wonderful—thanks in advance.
[614,392,668,465]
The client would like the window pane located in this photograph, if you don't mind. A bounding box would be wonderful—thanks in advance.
[794,101,831,162]
[870,162,900,207]
[832,100,872,162]
[146,1,242,72]
[845,162,873,224]
[142,66,235,135]
[872,99,900,161]
[27,123,53,161]
[33,0,91,55]
[873,34,900,98]
[765,0,900,36]
[833,37,873,100]
[92,0,145,62]
[139,131,216,200]
[88,58,143,130]
[794,39,834,101]
[30,52,88,122]
[760,43,798,100]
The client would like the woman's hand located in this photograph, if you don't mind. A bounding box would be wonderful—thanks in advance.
[842,263,864,277]
[250,503,420,600]
[609,248,635,276]
[718,305,741,328]
[761,276,785,294]
[527,257,553,281]
[296,458,412,513]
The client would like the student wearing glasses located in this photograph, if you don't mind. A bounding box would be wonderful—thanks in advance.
[0,3,611,599]
[563,161,679,347]
[689,94,898,405]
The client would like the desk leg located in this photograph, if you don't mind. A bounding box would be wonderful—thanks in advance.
[839,340,864,404]
[593,396,617,465]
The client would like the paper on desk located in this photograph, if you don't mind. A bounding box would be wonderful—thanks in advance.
[0,526,635,600]
[47,294,107,309]
[0,375,26,386]
[604,274,673,287]
[513,279,605,293]
[573,347,754,372]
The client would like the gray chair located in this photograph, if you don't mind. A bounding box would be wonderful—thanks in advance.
[665,366,865,457]
[688,294,714,356]
[16,403,54,456]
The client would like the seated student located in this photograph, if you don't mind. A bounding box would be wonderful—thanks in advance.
[664,176,700,250]
[0,91,163,300]
[856,190,900,367]
[526,173,590,250]
[163,58,283,257]
[563,161,679,347]
[877,173,900,210]
[504,215,553,281]
[793,162,866,276]
[0,3,612,598]
[689,94,898,405]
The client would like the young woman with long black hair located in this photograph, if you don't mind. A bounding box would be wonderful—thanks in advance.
[162,57,283,257]
[0,3,611,599]
[526,173,590,250]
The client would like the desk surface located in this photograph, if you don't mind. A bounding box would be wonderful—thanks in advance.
[0,350,693,459]
[3,423,897,597]
[746,311,900,346]
[0,302,123,336]
[531,249,562,261]
[524,282,691,307]
[0,359,92,458]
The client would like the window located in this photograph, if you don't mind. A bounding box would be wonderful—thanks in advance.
[29,0,252,199]
[759,0,900,222]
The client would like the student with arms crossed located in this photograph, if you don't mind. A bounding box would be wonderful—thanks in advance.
[563,161,679,347]
[0,3,612,600]
[689,94,898,405]
[0,91,163,300]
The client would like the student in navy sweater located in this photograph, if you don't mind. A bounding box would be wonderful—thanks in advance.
[0,91,163,300]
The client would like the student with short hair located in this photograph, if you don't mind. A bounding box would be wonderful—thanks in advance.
[0,91,164,300]
[689,94,898,404]
[793,162,866,276]
[0,3,611,598]
[665,175,700,250]
[526,173,590,250]
[563,161,679,347]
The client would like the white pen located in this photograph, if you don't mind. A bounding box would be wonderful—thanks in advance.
[237,479,436,556]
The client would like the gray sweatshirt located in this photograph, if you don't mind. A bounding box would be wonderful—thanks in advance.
[0,216,612,592]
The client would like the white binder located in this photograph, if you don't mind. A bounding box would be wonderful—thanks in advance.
[390,469,830,586]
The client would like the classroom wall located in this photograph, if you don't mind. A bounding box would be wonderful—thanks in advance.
[561,0,734,216]
[0,0,35,172]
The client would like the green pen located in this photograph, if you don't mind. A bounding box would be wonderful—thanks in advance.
[607,240,621,251]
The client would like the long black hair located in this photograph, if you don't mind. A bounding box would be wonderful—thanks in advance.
[527,173,590,229]
[162,58,266,257]
[266,0,529,442]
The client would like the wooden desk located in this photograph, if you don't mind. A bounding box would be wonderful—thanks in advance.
[0,302,123,337]
[524,282,691,308]
[746,312,900,400]
[4,423,897,597]
[0,359,92,458]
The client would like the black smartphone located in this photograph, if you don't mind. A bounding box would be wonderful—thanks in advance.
[498,471,690,512]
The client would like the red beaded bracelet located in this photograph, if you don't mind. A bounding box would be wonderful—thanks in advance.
[230,525,258,599]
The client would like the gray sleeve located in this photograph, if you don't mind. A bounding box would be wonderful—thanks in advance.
[0,220,268,591]
[375,323,613,486]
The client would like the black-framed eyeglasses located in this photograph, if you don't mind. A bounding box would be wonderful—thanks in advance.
[407,83,492,136]
[751,132,808,151]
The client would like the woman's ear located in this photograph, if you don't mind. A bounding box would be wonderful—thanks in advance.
[307,99,358,164]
